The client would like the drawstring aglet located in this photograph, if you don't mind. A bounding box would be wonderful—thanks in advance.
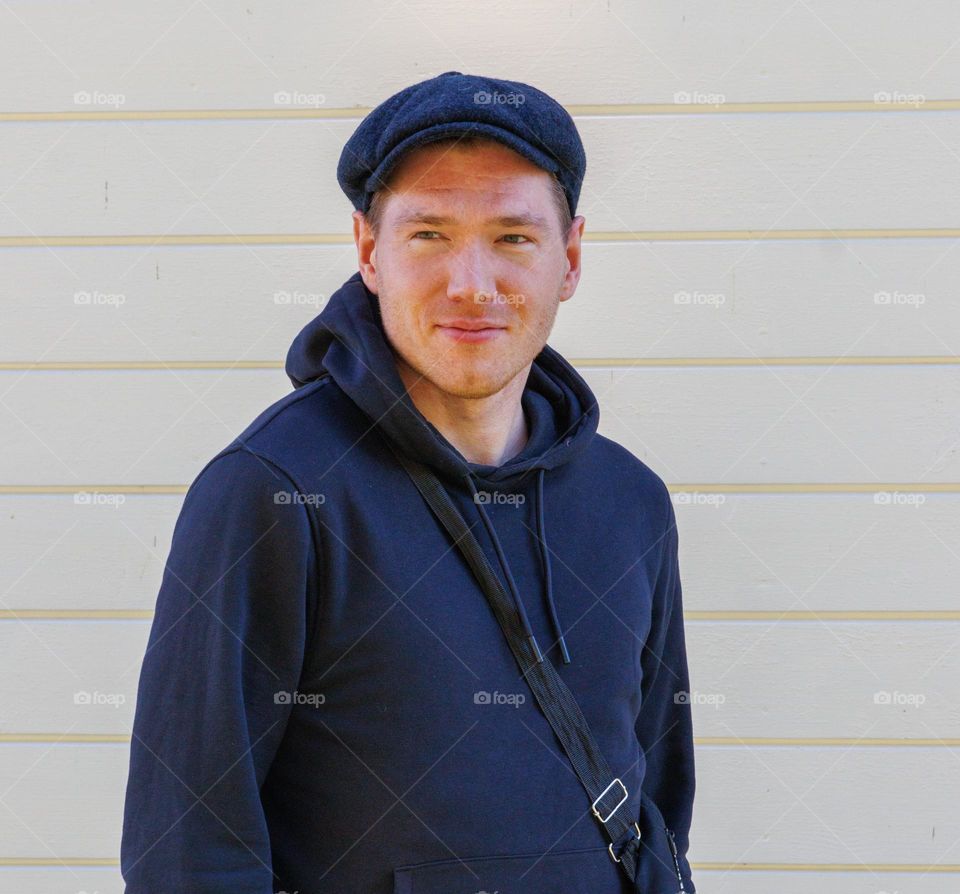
[558,635,571,664]
[527,633,544,664]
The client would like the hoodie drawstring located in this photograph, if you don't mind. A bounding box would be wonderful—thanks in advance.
[535,468,571,664]
[463,470,571,666]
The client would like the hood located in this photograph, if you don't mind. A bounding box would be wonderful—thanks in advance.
[285,271,600,488]
[285,270,601,665]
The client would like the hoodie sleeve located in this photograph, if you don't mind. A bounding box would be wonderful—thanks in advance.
[120,446,318,894]
[634,494,697,892]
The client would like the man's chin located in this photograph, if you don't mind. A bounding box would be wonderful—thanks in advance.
[431,374,508,400]
[394,344,527,400]
[432,359,532,398]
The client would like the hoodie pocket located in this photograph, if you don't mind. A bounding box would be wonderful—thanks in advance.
[635,790,691,893]
[393,844,633,894]
[665,827,687,892]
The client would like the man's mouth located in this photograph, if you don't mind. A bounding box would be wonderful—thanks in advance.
[435,319,507,343]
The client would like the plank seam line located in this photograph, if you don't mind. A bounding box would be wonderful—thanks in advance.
[3,98,960,122]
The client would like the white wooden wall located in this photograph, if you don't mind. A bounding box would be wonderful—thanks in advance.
[2,2,960,892]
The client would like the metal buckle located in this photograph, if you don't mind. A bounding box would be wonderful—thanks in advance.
[608,822,641,863]
[591,777,628,824]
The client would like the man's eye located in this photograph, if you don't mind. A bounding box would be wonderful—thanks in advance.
[411,231,531,244]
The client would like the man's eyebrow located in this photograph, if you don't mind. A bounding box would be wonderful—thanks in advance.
[391,211,550,230]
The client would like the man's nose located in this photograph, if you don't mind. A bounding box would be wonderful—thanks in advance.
[444,241,499,305]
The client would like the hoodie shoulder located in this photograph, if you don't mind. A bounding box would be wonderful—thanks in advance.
[207,374,367,474]
[588,432,674,531]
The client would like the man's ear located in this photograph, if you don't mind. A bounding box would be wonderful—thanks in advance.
[353,209,378,294]
[559,215,585,303]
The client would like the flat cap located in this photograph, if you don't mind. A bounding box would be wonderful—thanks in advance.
[337,71,586,219]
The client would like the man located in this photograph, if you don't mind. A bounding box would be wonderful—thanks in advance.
[121,71,697,893]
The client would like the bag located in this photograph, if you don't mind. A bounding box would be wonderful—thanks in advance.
[390,447,647,883]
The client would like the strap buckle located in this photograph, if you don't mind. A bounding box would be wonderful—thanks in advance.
[591,777,628,824]
[608,822,641,863]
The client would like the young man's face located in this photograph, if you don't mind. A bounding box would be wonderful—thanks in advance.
[353,140,585,400]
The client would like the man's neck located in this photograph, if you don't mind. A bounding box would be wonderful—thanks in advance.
[395,360,530,467]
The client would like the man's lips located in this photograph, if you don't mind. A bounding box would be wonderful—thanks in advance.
[436,319,507,331]
[435,320,507,343]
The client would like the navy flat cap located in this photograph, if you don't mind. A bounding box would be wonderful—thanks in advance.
[337,71,586,219]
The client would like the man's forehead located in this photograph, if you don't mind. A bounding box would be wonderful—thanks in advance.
[382,156,556,228]
[385,139,550,195]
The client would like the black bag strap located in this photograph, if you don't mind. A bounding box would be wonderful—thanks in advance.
[390,446,642,879]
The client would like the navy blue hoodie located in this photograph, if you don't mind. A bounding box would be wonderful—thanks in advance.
[120,271,697,894]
